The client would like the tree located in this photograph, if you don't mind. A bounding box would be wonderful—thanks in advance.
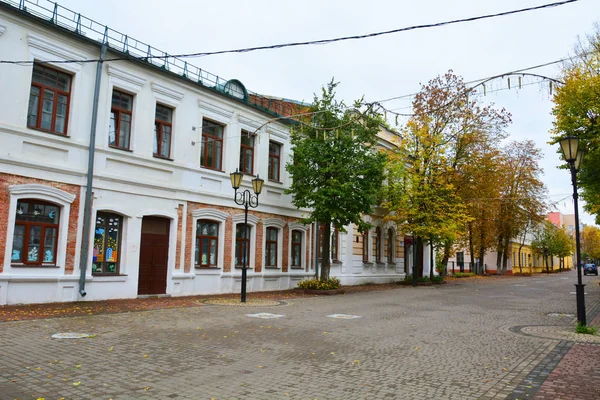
[551,25,600,223]
[531,221,557,273]
[493,141,546,273]
[581,225,600,263]
[385,72,510,278]
[553,227,573,271]
[286,81,387,281]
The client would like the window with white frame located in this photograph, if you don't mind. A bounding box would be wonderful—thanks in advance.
[195,219,219,268]
[235,224,251,268]
[6,184,75,270]
[92,212,123,274]
[265,227,278,268]
[291,230,303,268]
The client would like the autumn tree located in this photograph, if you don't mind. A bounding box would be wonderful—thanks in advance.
[493,140,546,273]
[581,225,600,263]
[553,227,573,271]
[551,25,600,223]
[531,221,558,273]
[286,81,386,281]
[385,72,511,277]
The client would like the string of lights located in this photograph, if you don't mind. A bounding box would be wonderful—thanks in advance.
[0,0,579,66]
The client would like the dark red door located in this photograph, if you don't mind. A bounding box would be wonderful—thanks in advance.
[138,217,170,295]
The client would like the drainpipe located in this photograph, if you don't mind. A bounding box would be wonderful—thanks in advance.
[314,222,319,279]
[78,44,107,297]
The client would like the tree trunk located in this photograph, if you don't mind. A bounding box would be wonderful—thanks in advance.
[468,223,475,274]
[502,238,510,274]
[550,255,554,273]
[319,222,331,281]
[442,240,451,276]
[430,241,434,279]
[496,236,504,274]
[479,218,486,275]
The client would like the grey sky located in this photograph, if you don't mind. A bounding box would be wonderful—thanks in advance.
[53,0,599,224]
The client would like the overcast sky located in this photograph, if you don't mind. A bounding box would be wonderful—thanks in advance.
[51,0,599,224]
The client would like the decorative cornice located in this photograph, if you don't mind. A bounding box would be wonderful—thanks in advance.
[263,218,286,229]
[198,99,234,120]
[108,65,146,92]
[289,222,309,232]
[268,126,288,140]
[232,213,259,225]
[151,82,184,103]
[191,208,228,222]
[9,184,76,204]
[238,115,262,130]
[28,33,86,63]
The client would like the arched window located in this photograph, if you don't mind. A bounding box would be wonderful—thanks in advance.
[291,230,303,268]
[235,224,251,268]
[12,199,60,265]
[362,231,369,262]
[387,228,395,263]
[331,228,339,261]
[195,220,219,268]
[265,227,278,267]
[93,212,123,274]
[375,227,383,263]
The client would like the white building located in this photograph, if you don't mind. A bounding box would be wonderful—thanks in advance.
[0,0,410,305]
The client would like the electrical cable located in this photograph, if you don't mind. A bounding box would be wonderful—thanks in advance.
[0,0,579,65]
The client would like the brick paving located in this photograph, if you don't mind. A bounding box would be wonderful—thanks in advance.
[0,272,597,399]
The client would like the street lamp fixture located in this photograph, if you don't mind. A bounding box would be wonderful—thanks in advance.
[558,135,587,326]
[230,169,264,302]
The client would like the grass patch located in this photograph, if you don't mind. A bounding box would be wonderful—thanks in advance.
[575,322,597,335]
[451,272,475,278]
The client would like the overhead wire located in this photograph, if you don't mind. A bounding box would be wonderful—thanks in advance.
[0,0,579,66]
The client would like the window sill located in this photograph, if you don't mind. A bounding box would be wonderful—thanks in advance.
[27,125,69,138]
[11,264,60,268]
[290,266,304,269]
[92,273,127,277]
[234,266,253,269]
[264,266,280,269]
[332,260,342,265]
[362,262,374,266]
[268,179,283,184]
[153,154,173,161]
[195,266,220,270]
[109,145,133,152]
[200,166,224,173]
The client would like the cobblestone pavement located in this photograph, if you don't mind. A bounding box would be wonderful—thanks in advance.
[0,271,598,400]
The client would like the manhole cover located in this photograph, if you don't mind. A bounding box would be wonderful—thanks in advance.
[200,299,289,307]
[246,313,285,319]
[51,333,92,339]
[547,312,574,318]
[327,314,362,319]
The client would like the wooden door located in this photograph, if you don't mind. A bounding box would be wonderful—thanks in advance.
[138,217,170,295]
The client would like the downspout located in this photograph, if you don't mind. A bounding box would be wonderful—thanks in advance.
[78,44,107,297]
[314,222,319,279]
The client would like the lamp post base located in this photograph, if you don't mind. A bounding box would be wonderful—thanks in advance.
[575,283,586,326]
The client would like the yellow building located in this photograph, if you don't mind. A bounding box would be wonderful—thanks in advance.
[510,242,573,274]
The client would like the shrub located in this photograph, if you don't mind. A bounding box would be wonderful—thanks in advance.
[297,277,341,290]
[575,322,597,335]
[431,275,445,283]
[452,272,475,278]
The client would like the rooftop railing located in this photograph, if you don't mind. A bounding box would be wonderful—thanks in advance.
[1,0,302,119]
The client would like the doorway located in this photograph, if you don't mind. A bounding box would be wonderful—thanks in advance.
[138,216,170,295]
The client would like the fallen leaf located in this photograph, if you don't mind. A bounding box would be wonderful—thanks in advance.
[108,347,113,351]
[73,381,81,386]
[75,365,82,369]
[143,355,149,358]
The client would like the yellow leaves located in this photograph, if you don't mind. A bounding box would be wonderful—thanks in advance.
[75,364,82,369]
[143,355,149,358]
[108,346,113,351]
[414,347,420,351]
[257,366,263,369]
[72,381,81,386]
[351,359,360,365]
[330,352,335,355]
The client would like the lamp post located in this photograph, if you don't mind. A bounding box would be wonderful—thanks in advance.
[230,169,264,303]
[558,136,586,326]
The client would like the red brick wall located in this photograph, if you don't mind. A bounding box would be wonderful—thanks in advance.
[184,202,304,273]
[175,204,183,270]
[0,173,80,273]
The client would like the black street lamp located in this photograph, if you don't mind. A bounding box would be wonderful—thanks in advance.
[558,136,586,326]
[230,169,264,303]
